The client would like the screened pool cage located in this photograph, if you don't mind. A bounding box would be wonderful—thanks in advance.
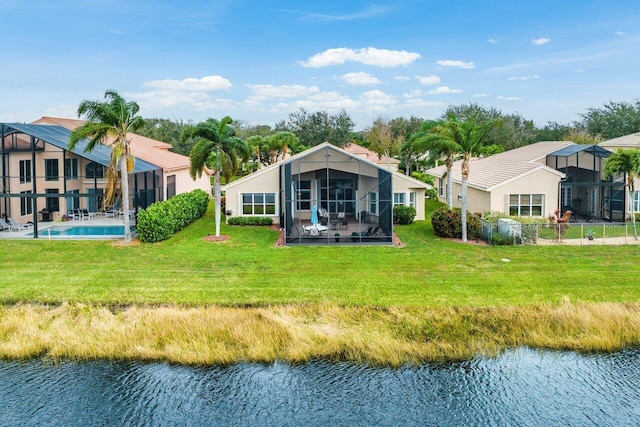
[280,145,394,245]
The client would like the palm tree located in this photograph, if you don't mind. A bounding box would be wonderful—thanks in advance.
[604,148,640,240]
[68,90,144,243]
[183,116,249,237]
[415,120,456,208]
[420,114,499,242]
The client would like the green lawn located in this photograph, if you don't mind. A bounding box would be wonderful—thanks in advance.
[2,199,640,307]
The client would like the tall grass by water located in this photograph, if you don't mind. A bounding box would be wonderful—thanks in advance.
[1,301,640,366]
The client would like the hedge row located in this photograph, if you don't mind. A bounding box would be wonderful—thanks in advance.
[136,189,210,243]
[227,216,273,226]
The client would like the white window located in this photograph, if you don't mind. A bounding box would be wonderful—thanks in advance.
[633,191,640,213]
[242,193,276,215]
[20,191,32,215]
[561,186,572,207]
[19,160,32,184]
[393,193,405,207]
[367,192,378,215]
[65,158,79,180]
[409,192,416,208]
[509,194,544,217]
[439,179,444,197]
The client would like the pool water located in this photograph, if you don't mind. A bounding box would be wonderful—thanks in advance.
[29,225,134,239]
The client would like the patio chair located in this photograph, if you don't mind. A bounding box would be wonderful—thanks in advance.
[7,217,33,231]
[0,218,10,231]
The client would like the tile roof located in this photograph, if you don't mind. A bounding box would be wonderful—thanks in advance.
[33,116,192,172]
[343,142,400,167]
[425,141,572,191]
[599,132,640,149]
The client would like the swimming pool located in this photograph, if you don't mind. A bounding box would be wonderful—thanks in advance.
[28,225,134,239]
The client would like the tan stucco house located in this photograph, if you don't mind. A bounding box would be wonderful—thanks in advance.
[0,118,211,236]
[223,142,429,245]
[425,140,623,221]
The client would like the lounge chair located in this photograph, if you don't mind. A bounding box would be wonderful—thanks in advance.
[0,219,10,231]
[7,218,33,231]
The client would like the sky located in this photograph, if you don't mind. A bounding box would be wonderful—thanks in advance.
[1,0,639,130]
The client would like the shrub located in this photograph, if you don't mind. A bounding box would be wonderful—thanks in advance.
[227,216,273,226]
[393,205,417,225]
[431,206,480,238]
[136,189,210,243]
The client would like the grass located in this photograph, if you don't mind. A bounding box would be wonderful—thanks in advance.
[1,199,640,307]
[1,199,640,365]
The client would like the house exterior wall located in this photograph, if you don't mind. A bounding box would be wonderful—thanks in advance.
[224,168,281,222]
[169,168,211,198]
[490,169,561,216]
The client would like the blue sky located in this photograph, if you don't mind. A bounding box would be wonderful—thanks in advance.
[1,0,639,130]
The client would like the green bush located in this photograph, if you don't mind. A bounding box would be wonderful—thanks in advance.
[431,206,480,238]
[491,233,516,246]
[136,189,210,243]
[227,216,273,226]
[393,205,417,225]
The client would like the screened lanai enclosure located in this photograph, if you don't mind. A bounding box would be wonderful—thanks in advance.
[0,123,163,237]
[546,144,625,221]
[281,144,394,245]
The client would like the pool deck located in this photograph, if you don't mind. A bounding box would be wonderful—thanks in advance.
[0,215,133,239]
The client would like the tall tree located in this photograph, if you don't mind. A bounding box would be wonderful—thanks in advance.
[278,108,355,147]
[266,131,300,163]
[580,100,640,139]
[365,117,402,169]
[183,117,249,237]
[423,114,500,242]
[68,90,144,243]
[414,120,456,207]
[604,149,640,240]
[561,129,603,145]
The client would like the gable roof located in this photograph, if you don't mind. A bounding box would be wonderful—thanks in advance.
[1,123,160,173]
[33,116,195,173]
[599,132,640,149]
[425,141,571,191]
[224,142,428,191]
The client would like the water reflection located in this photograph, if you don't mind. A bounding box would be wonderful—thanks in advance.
[1,347,639,426]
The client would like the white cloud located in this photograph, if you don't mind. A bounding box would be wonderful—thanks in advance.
[532,37,550,45]
[289,91,360,111]
[299,47,421,68]
[360,89,397,105]
[488,38,498,44]
[615,31,624,36]
[393,75,412,82]
[436,59,475,69]
[143,75,232,92]
[429,86,463,94]
[403,98,445,108]
[507,74,540,81]
[497,96,522,101]
[415,75,441,85]
[473,93,488,98]
[245,84,320,100]
[575,69,585,73]
[339,72,382,86]
[403,89,423,98]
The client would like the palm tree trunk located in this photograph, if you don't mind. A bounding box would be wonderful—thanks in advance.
[446,166,453,208]
[121,153,132,243]
[214,168,222,237]
[461,175,468,242]
[630,188,638,240]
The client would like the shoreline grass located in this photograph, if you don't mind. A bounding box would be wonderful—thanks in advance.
[1,200,640,364]
[1,301,639,366]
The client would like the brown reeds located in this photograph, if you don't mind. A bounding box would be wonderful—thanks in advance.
[1,300,639,366]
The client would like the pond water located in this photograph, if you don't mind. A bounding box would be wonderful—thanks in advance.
[1,347,638,426]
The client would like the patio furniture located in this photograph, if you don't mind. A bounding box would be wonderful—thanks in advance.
[105,209,118,218]
[0,219,10,231]
[7,218,33,231]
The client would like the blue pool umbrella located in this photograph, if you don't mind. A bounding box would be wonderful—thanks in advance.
[311,204,319,225]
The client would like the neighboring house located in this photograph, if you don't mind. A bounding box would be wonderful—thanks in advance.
[34,117,211,200]
[342,142,400,171]
[223,142,429,245]
[0,118,211,233]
